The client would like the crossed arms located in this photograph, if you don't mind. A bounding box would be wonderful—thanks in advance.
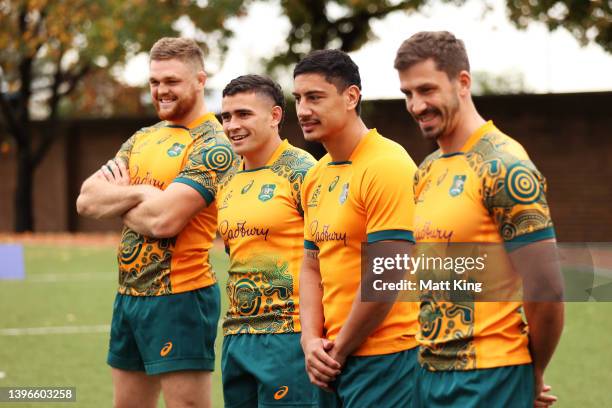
[76,159,206,237]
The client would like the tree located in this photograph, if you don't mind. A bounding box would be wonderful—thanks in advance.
[506,0,611,54]
[0,0,244,231]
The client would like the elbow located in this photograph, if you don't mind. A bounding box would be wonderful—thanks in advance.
[76,194,98,219]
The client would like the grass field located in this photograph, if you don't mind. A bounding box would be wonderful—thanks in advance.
[0,244,611,407]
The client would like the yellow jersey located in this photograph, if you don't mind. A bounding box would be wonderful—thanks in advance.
[217,140,315,335]
[302,129,419,356]
[115,113,238,296]
[413,121,555,370]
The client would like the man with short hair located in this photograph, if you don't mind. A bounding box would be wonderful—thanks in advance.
[293,49,419,407]
[76,37,236,408]
[394,31,564,407]
[217,74,318,407]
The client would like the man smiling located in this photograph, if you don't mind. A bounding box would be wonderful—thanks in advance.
[77,37,235,408]
[217,75,317,408]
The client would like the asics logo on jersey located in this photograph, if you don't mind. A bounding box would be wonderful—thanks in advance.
[274,386,289,400]
[160,342,173,357]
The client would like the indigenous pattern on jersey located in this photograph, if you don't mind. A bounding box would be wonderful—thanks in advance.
[217,140,315,335]
[413,121,555,370]
[302,129,419,356]
[114,113,239,296]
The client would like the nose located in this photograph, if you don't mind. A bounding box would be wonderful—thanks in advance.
[225,117,241,133]
[296,99,311,120]
[409,95,427,116]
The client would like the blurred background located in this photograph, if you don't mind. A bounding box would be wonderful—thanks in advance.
[1,0,611,406]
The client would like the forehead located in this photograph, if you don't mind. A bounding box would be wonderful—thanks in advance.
[293,73,337,93]
[397,59,449,88]
[221,91,272,111]
[149,58,193,78]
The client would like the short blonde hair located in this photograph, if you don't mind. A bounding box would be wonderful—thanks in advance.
[149,37,205,71]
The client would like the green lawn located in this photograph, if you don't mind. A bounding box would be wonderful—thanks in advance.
[0,245,611,407]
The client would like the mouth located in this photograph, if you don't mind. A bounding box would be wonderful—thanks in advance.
[158,96,177,109]
[416,109,440,128]
[300,120,320,133]
[229,134,248,142]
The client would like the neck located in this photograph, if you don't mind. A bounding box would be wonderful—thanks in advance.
[323,116,369,162]
[243,133,282,170]
[437,100,485,154]
[168,98,208,128]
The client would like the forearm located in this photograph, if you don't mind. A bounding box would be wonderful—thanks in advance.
[122,188,168,237]
[524,301,564,374]
[122,182,206,238]
[300,252,325,344]
[333,289,394,359]
[76,175,144,219]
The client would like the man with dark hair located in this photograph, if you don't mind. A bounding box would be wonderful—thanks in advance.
[294,49,419,406]
[217,74,318,407]
[76,37,237,408]
[395,31,564,407]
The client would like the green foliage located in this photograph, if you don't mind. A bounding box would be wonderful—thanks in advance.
[472,69,531,95]
[505,0,611,54]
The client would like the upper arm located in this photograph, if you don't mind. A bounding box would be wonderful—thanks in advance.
[173,138,237,206]
[482,156,555,250]
[362,154,417,244]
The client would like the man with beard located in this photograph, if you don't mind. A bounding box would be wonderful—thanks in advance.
[294,49,419,407]
[217,74,317,407]
[394,31,564,407]
[76,37,236,408]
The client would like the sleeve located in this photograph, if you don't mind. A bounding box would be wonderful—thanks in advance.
[114,133,138,165]
[173,137,237,206]
[482,156,556,250]
[361,153,417,243]
[291,153,316,218]
[301,170,319,251]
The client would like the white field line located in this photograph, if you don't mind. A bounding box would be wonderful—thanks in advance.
[0,324,110,336]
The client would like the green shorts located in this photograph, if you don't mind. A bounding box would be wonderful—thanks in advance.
[318,347,418,408]
[221,333,317,407]
[414,363,534,408]
[107,284,220,375]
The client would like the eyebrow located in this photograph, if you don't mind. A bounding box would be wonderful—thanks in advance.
[292,90,326,97]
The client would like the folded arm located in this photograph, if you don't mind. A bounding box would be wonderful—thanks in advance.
[122,182,207,238]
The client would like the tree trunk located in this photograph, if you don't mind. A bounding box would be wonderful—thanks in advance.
[14,139,34,232]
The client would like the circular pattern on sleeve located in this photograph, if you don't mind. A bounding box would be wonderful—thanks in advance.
[202,145,233,172]
[504,163,541,204]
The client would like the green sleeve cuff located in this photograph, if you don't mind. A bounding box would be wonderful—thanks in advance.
[367,230,415,243]
[173,177,214,205]
[304,240,319,250]
[505,227,556,252]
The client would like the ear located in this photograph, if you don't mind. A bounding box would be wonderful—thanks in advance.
[197,71,207,89]
[345,84,361,112]
[457,70,471,97]
[270,105,283,128]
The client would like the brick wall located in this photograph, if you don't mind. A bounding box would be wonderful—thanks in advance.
[1,92,610,241]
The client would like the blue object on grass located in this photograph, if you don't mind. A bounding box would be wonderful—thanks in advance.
[0,244,25,280]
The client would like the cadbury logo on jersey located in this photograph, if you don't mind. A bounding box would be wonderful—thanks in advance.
[309,221,348,246]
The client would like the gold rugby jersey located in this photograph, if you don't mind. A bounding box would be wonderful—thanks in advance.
[217,140,315,335]
[413,120,555,370]
[115,113,237,296]
[302,129,419,356]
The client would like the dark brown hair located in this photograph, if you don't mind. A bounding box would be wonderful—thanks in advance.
[394,31,469,79]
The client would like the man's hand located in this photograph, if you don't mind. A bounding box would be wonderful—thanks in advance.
[302,337,341,392]
[100,159,130,186]
[534,374,558,407]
